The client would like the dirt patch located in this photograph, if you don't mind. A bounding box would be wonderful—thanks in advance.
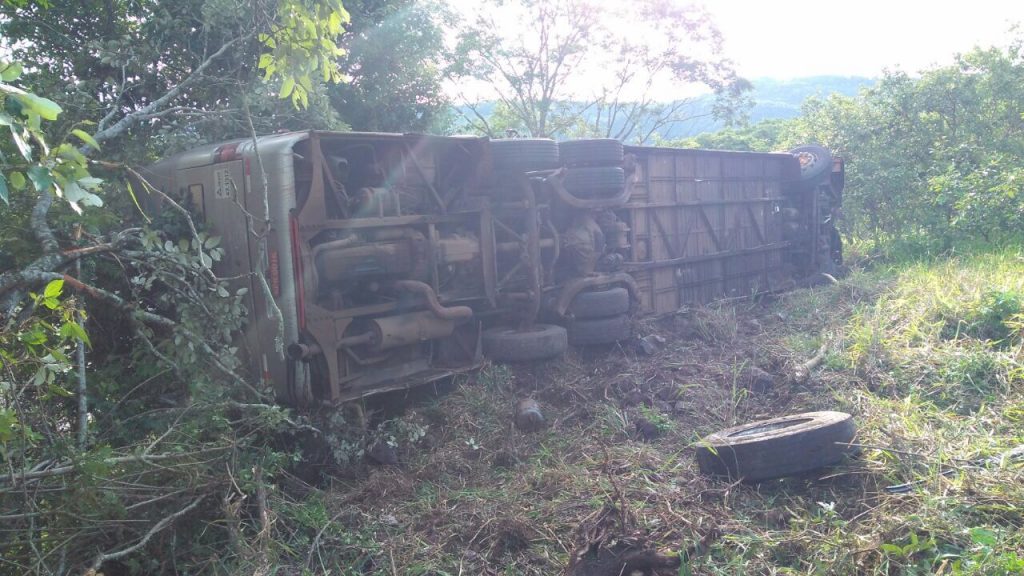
[302,297,879,574]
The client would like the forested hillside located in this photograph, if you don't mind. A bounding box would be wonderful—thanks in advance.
[454,75,874,141]
[743,75,875,123]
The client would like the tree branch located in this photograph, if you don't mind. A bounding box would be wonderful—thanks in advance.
[86,495,205,573]
[0,231,136,313]
[31,193,59,254]
[91,35,248,146]
[49,272,270,400]
[3,449,230,484]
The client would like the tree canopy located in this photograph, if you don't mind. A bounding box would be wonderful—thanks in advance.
[0,1,354,573]
[676,41,1024,251]
[330,0,452,132]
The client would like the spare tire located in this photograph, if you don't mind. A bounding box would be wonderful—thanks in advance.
[568,314,632,346]
[483,324,568,362]
[568,287,630,319]
[562,166,626,198]
[790,145,832,184]
[559,138,624,167]
[491,138,561,172]
[695,411,856,482]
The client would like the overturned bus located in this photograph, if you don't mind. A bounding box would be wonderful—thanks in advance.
[142,133,843,405]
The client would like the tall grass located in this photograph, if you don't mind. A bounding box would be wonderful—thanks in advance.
[764,247,1024,575]
[303,247,1024,575]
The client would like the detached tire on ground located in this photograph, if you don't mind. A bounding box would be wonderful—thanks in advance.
[568,287,630,319]
[568,314,632,346]
[559,138,624,167]
[491,138,561,172]
[695,411,856,482]
[562,166,626,198]
[483,324,568,363]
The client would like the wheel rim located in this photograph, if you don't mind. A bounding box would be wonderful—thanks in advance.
[797,151,820,175]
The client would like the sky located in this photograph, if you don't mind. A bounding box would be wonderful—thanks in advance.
[707,0,1024,79]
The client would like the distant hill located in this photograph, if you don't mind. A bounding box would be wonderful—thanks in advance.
[454,75,876,141]
[656,75,876,139]
[745,76,875,124]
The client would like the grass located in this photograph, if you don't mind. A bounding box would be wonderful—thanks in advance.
[288,247,1024,575]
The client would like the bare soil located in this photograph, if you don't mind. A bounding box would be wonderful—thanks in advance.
[301,287,886,575]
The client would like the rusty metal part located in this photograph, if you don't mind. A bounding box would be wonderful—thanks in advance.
[314,241,415,284]
[436,234,480,265]
[554,273,641,317]
[480,205,497,305]
[561,213,604,276]
[368,310,456,352]
[604,220,630,251]
[499,291,533,302]
[541,211,560,284]
[287,341,322,360]
[394,280,473,321]
[518,174,542,328]
[352,186,400,218]
[624,242,792,271]
[402,143,447,213]
[497,238,556,252]
[310,233,360,254]
[287,329,376,361]
[337,331,376,348]
[497,261,523,291]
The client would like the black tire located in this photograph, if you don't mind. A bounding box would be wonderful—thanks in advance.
[790,145,832,184]
[559,139,624,167]
[568,314,632,346]
[568,287,630,319]
[695,411,856,482]
[491,138,561,172]
[562,166,625,198]
[483,324,568,362]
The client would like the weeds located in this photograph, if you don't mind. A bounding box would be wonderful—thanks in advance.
[300,247,1024,575]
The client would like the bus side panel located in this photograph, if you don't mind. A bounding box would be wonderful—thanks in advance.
[625,149,792,315]
[180,161,264,381]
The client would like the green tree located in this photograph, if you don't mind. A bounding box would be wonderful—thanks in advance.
[670,117,797,152]
[0,0,350,154]
[790,43,1024,248]
[330,0,452,132]
[451,0,749,142]
[0,1,352,572]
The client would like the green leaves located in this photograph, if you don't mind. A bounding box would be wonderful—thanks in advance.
[44,278,64,299]
[782,44,1024,247]
[0,61,22,82]
[39,278,64,310]
[0,409,18,444]
[71,128,100,150]
[258,0,350,109]
[0,59,102,212]
[9,170,27,190]
[27,166,53,192]
[59,320,91,348]
[14,93,61,121]
[278,76,296,99]
[10,125,33,161]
